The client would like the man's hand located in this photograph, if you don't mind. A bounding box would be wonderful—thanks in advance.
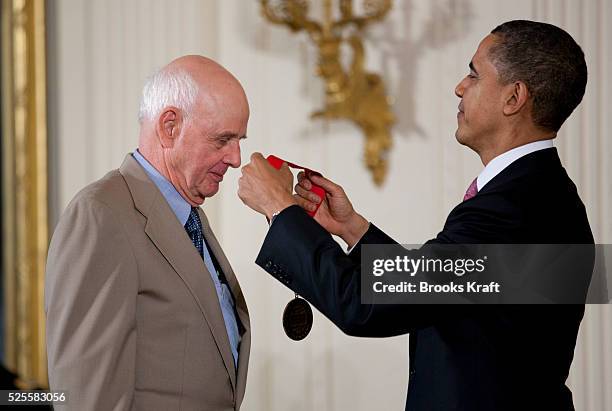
[238,152,297,219]
[294,172,369,248]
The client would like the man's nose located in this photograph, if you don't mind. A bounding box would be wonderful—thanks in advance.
[455,78,466,98]
[225,140,241,168]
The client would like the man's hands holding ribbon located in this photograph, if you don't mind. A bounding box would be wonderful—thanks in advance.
[293,172,369,248]
[238,152,369,248]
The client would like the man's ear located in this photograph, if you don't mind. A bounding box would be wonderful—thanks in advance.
[156,107,182,148]
[503,81,529,116]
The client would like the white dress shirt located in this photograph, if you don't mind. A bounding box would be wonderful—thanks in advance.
[476,139,554,191]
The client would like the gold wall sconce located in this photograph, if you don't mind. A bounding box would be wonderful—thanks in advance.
[261,0,395,185]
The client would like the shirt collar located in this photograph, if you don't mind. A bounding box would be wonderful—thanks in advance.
[132,150,192,226]
[477,139,554,191]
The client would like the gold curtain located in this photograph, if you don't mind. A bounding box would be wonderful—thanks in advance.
[1,0,48,387]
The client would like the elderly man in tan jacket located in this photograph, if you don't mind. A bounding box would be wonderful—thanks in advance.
[45,55,251,411]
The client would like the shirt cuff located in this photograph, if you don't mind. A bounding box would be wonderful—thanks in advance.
[346,224,370,254]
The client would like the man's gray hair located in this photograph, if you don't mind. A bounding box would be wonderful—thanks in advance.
[138,67,199,123]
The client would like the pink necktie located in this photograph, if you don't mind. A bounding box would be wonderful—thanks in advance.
[463,178,478,201]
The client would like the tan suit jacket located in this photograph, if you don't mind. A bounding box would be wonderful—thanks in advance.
[45,154,250,410]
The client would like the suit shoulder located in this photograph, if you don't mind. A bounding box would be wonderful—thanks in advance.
[65,169,133,215]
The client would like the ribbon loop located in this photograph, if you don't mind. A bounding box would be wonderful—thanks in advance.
[266,155,325,217]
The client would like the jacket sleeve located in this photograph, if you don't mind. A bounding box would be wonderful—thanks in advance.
[45,196,138,411]
[255,206,464,337]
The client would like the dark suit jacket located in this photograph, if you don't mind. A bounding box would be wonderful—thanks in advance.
[256,148,593,411]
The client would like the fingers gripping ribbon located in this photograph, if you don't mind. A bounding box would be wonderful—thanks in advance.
[266,155,325,217]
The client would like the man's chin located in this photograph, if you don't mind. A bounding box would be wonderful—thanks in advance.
[201,182,220,199]
[455,129,470,147]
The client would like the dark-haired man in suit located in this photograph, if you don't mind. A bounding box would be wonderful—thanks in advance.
[238,20,593,410]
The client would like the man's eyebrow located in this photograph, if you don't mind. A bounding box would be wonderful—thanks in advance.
[216,132,247,139]
[469,61,478,74]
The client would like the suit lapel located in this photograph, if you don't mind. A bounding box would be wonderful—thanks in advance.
[119,154,237,392]
[198,210,248,317]
[198,209,251,403]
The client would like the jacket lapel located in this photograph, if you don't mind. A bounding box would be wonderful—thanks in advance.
[119,154,238,392]
[198,209,251,404]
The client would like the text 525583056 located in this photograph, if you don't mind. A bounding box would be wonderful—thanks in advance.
[2,390,67,405]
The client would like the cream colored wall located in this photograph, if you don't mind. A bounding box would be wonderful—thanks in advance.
[47,0,220,225]
[47,1,612,410]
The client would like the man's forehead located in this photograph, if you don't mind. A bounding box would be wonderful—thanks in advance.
[473,34,497,62]
[196,85,249,114]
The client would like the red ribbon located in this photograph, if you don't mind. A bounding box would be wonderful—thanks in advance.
[266,155,325,217]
